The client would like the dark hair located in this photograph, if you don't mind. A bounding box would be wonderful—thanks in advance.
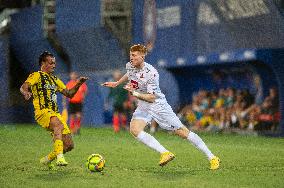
[38,51,54,66]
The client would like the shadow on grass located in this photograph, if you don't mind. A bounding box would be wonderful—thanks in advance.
[116,165,205,180]
[33,165,106,182]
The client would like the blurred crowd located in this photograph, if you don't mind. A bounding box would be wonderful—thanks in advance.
[177,87,280,132]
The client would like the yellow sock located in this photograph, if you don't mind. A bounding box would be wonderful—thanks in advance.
[54,140,63,156]
[47,151,57,161]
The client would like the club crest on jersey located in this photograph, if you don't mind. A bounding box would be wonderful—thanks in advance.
[44,84,57,90]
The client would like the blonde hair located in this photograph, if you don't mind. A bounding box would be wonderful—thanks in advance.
[130,44,148,55]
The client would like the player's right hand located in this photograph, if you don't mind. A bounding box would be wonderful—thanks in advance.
[101,82,118,88]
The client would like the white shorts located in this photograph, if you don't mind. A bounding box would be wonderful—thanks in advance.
[132,102,183,131]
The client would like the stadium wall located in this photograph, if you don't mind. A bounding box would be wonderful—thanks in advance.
[9,5,67,73]
[55,0,127,72]
[0,36,9,123]
[133,0,284,59]
[257,49,284,135]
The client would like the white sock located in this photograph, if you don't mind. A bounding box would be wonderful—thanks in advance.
[137,131,168,154]
[187,131,214,160]
[57,153,64,159]
[43,156,50,163]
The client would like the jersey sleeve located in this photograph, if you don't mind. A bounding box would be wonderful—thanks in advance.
[55,78,66,92]
[25,72,40,86]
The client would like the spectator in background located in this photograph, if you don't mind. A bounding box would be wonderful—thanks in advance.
[251,87,280,131]
[268,87,279,114]
[107,70,129,132]
[66,72,88,135]
[252,74,263,105]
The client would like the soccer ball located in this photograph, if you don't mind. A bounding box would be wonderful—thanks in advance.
[86,154,105,172]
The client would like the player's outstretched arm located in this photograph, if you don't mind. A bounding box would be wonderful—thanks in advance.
[62,77,89,98]
[20,82,32,100]
[123,83,156,103]
[101,73,128,88]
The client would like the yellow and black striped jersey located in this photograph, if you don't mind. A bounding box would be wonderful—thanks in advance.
[25,71,66,113]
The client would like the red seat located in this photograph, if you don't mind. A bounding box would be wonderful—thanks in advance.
[258,114,273,122]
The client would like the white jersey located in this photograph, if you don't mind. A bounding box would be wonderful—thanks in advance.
[126,61,165,104]
[126,62,183,131]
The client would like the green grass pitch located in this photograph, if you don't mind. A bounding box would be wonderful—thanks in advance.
[0,124,284,188]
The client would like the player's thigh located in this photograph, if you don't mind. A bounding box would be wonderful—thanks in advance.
[68,103,79,115]
[130,108,151,136]
[174,126,190,139]
[35,109,54,129]
[49,114,71,135]
[151,103,183,131]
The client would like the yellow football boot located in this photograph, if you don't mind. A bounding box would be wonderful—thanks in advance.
[56,156,68,166]
[210,156,220,170]
[159,151,175,166]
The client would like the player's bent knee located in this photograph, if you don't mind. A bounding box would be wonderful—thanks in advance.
[129,126,139,137]
[175,126,190,139]
[63,142,74,153]
[130,120,147,137]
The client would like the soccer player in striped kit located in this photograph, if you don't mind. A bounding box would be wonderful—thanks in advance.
[20,51,88,168]
[102,44,220,169]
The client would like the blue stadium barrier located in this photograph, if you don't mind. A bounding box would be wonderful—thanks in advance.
[10,39,67,72]
[55,0,126,72]
[9,5,67,73]
[0,36,10,123]
[0,36,35,124]
[56,28,126,71]
[133,0,284,59]
[10,6,43,42]
[56,0,101,33]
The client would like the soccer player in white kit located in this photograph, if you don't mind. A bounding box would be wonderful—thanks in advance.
[102,44,220,170]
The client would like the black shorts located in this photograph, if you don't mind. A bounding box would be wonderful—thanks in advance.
[113,105,125,113]
[68,103,83,114]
